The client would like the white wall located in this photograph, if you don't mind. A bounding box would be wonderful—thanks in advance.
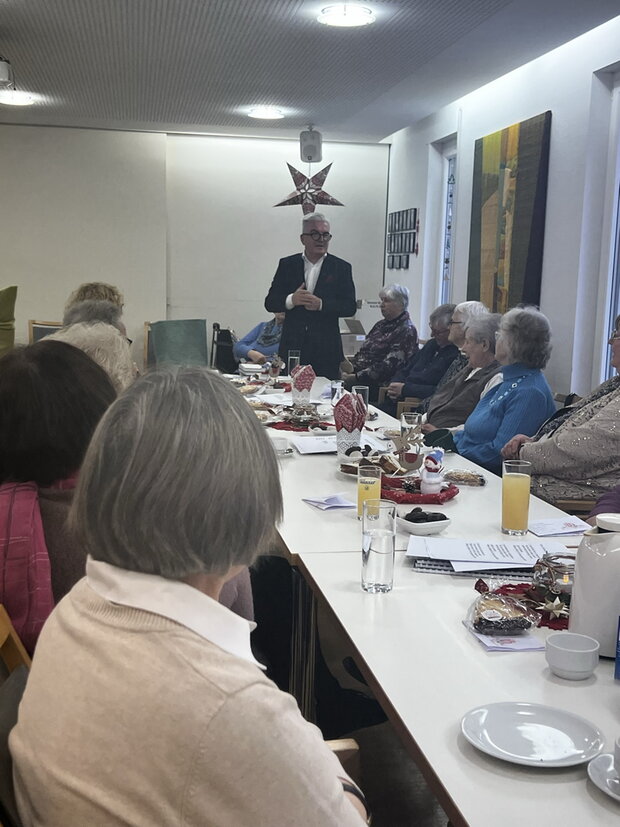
[165,135,389,341]
[384,15,620,394]
[0,126,168,355]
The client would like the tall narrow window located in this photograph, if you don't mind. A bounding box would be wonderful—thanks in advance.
[604,184,620,378]
[440,156,456,304]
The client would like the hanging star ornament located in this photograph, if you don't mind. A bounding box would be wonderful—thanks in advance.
[274,163,344,215]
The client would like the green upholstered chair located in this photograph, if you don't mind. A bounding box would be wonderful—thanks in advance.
[0,286,17,359]
[148,319,208,367]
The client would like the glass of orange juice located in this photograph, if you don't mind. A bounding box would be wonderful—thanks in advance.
[502,460,532,535]
[357,465,382,519]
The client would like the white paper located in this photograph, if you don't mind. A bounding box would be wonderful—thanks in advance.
[463,622,545,652]
[528,516,590,537]
[302,493,355,511]
[259,393,293,407]
[289,435,337,454]
[406,536,566,565]
[451,559,533,572]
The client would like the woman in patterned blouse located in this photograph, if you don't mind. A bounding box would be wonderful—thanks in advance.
[341,284,418,403]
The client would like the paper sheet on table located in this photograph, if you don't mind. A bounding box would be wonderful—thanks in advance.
[259,393,293,407]
[302,493,355,510]
[462,622,545,651]
[289,435,337,454]
[406,536,566,565]
[528,517,590,537]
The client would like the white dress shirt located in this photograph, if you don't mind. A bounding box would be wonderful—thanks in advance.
[86,557,264,668]
[285,252,326,310]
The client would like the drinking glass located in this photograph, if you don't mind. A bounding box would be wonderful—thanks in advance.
[331,380,344,406]
[352,385,369,414]
[287,350,301,376]
[362,499,396,593]
[357,465,382,519]
[400,411,422,439]
[501,459,532,535]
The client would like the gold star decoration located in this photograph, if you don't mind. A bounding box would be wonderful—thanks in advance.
[536,596,569,618]
[274,163,344,215]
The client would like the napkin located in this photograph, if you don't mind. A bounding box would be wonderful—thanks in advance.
[334,391,366,433]
[291,364,316,392]
[462,621,545,652]
[302,493,355,510]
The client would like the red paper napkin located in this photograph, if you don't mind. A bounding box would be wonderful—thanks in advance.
[292,365,316,392]
[334,391,365,433]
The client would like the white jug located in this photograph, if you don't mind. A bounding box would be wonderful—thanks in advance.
[569,513,620,657]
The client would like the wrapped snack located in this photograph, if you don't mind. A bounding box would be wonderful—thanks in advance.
[444,469,486,487]
[467,592,541,636]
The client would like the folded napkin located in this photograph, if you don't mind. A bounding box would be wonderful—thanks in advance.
[302,493,355,511]
[334,391,366,433]
[291,364,316,392]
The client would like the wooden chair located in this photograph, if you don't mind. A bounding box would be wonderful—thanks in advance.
[27,320,62,345]
[376,386,422,418]
[0,607,31,675]
[553,498,596,517]
[327,737,361,784]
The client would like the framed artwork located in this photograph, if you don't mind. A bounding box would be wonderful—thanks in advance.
[467,111,551,313]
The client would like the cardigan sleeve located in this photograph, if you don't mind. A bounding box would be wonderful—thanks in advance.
[232,323,265,360]
[521,392,620,480]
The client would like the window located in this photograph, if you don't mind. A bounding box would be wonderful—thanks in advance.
[440,155,456,305]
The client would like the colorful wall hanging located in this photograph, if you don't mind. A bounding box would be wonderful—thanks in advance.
[467,111,551,312]
[274,162,344,215]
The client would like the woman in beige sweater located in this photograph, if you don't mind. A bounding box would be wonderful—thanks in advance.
[10,367,368,826]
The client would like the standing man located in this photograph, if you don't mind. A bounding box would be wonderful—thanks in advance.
[265,213,356,379]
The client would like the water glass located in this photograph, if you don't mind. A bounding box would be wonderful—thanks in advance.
[331,380,344,406]
[501,459,532,535]
[357,465,382,518]
[362,499,396,593]
[352,385,369,413]
[400,411,422,439]
[287,350,301,376]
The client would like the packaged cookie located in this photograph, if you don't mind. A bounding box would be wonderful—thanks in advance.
[467,593,540,636]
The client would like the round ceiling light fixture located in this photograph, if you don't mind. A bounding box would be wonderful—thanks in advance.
[317,4,376,27]
[248,105,285,119]
[0,89,36,106]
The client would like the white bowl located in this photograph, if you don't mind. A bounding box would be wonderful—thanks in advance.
[396,515,451,536]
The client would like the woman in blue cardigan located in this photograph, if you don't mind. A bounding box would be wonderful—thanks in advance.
[451,307,556,474]
[233,312,285,364]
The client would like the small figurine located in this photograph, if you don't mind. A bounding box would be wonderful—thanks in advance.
[420,448,445,495]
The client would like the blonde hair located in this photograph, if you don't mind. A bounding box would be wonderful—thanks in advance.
[48,323,134,393]
[65,282,124,311]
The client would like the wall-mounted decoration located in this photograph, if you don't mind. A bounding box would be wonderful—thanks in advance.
[467,111,551,312]
[274,162,344,215]
[386,208,417,270]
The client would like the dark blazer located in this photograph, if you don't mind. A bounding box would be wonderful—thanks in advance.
[392,339,460,399]
[264,253,356,379]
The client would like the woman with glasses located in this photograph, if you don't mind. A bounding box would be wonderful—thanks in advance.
[264,213,356,379]
[502,314,620,503]
[428,307,556,474]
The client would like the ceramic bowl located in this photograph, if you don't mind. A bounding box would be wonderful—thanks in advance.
[396,515,451,536]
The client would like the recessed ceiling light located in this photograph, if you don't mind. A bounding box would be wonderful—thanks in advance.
[248,105,285,120]
[317,4,376,27]
[0,89,36,106]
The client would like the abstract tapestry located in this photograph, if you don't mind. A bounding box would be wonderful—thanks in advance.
[467,111,551,313]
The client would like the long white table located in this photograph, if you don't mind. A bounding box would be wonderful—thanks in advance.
[297,551,620,827]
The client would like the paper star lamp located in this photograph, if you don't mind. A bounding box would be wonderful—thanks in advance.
[274,163,344,215]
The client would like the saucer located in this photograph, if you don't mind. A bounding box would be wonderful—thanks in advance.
[587,753,620,802]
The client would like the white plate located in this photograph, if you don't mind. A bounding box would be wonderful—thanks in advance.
[461,702,604,767]
[588,753,620,802]
[396,515,451,536]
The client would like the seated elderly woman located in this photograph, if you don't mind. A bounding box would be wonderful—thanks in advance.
[65,281,124,311]
[421,313,502,430]
[48,321,136,393]
[10,368,369,825]
[428,308,556,474]
[502,314,620,503]
[0,340,117,653]
[63,298,127,334]
[232,311,285,364]
[341,284,418,403]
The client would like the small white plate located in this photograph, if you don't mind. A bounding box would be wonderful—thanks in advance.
[588,753,620,802]
[396,515,450,536]
[461,702,604,767]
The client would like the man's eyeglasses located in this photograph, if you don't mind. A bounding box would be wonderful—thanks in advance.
[302,231,332,242]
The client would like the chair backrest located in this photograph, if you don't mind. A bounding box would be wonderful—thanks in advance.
[211,323,239,373]
[27,320,62,345]
[0,607,31,675]
[148,319,208,367]
[143,322,155,370]
[0,287,18,359]
[0,664,28,827]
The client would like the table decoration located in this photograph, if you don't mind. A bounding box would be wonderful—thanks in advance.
[291,364,315,403]
[334,391,366,455]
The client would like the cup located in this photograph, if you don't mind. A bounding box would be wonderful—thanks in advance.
[287,350,301,376]
[361,499,396,593]
[401,411,422,440]
[501,459,532,535]
[331,380,344,406]
[545,632,599,680]
[357,465,382,518]
[352,385,369,413]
